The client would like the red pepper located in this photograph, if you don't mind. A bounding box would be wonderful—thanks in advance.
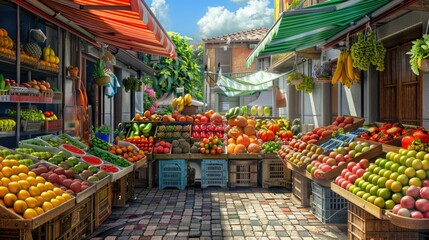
[401,136,416,149]
[413,130,429,143]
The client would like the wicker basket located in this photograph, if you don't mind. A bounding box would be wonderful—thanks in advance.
[94,76,110,86]
[316,76,332,83]
[419,58,429,72]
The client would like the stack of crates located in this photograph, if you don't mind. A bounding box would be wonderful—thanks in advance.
[292,171,311,207]
[228,160,258,187]
[311,182,347,224]
[201,159,228,188]
[159,159,187,190]
[262,158,292,188]
[348,203,418,240]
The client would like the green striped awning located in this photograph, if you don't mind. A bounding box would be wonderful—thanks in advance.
[246,0,395,67]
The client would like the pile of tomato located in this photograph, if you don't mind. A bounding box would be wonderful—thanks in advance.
[123,136,154,153]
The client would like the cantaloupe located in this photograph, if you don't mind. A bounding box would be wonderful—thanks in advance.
[243,125,256,136]
[247,143,261,153]
[236,134,251,147]
[235,116,248,128]
[234,144,247,153]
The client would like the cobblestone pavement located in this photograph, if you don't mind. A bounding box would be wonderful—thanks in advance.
[90,188,347,240]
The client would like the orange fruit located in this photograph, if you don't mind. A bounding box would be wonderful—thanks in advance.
[8,182,21,194]
[3,193,17,207]
[53,187,62,196]
[2,167,13,177]
[13,200,27,214]
[50,198,60,207]
[19,165,28,174]
[41,192,52,201]
[0,199,5,206]
[35,196,44,206]
[10,160,19,167]
[1,160,11,167]
[34,207,44,215]
[17,189,30,200]
[18,180,30,190]
[28,186,41,197]
[0,172,4,179]
[25,197,38,208]
[9,175,20,182]
[11,166,20,175]
[1,177,10,186]
[26,177,37,186]
[27,171,36,178]
[18,173,27,180]
[44,182,54,191]
[55,195,65,204]
[62,193,72,201]
[23,208,38,219]
[0,186,9,198]
[36,183,46,192]
[42,201,53,212]
[35,176,45,184]
[47,190,56,199]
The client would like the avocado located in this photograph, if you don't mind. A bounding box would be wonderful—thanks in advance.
[82,170,93,178]
[88,166,98,173]
[96,171,106,179]
[79,173,88,180]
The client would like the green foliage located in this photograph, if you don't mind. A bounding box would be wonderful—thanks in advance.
[407,34,429,75]
[286,72,314,94]
[93,59,106,79]
[122,75,142,92]
[143,33,203,100]
[94,124,111,134]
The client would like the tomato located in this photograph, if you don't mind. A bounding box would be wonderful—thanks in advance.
[200,147,206,154]
[413,130,429,143]
[401,136,416,149]
[216,148,223,154]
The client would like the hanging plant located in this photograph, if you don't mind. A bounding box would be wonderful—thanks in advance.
[93,59,110,86]
[286,72,305,85]
[407,34,429,75]
[313,60,332,82]
[122,76,142,92]
[286,71,314,93]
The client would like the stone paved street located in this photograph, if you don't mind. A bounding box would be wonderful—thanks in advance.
[90,188,347,240]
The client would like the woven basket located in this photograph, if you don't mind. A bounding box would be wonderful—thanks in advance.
[94,76,110,86]
[420,58,429,72]
[316,76,332,83]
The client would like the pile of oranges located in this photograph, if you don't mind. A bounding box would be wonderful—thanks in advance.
[0,156,72,219]
[108,144,145,163]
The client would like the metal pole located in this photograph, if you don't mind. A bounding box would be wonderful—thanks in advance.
[16,4,21,146]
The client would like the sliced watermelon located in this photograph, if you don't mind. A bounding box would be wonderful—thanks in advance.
[61,144,86,156]
[82,155,103,166]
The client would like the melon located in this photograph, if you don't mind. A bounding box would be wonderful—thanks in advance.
[243,125,256,136]
[248,143,261,153]
[235,116,248,128]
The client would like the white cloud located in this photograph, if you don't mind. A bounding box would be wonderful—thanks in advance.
[197,0,273,39]
[150,0,169,25]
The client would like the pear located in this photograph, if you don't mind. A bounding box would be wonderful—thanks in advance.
[257,106,264,117]
[250,105,258,115]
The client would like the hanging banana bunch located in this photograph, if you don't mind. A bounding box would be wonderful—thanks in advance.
[172,93,193,112]
[331,50,361,88]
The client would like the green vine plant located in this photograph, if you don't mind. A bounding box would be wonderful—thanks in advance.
[286,72,314,93]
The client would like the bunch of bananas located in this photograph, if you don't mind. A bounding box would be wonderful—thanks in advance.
[172,93,192,112]
[331,50,361,88]
[408,139,429,152]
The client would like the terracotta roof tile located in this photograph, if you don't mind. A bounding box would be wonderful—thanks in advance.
[203,28,269,42]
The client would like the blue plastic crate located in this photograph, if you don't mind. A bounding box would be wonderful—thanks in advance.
[312,182,347,211]
[312,202,348,224]
[159,159,187,190]
[201,159,228,188]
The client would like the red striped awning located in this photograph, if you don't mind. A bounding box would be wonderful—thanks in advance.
[21,0,176,58]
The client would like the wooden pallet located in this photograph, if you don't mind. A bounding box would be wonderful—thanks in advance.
[112,171,135,207]
[228,160,258,187]
[94,182,112,228]
[262,158,292,188]
[292,171,311,207]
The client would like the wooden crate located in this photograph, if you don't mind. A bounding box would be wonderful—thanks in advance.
[348,203,418,240]
[228,160,258,187]
[94,182,112,228]
[292,171,311,207]
[112,171,135,207]
[134,165,148,188]
[47,195,93,240]
[262,158,292,188]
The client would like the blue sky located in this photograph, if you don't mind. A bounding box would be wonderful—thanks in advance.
[148,0,274,43]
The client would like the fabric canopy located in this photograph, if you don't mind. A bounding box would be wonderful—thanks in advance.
[25,0,176,58]
[217,70,286,97]
[246,0,394,67]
